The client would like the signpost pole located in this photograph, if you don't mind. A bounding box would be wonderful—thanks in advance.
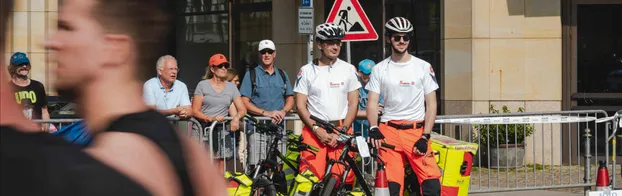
[346,41,351,63]
[307,0,313,64]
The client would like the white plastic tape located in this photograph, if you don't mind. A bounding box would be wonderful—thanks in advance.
[435,115,597,125]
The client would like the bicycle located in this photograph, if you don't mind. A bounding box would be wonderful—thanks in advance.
[244,114,320,196]
[310,115,395,196]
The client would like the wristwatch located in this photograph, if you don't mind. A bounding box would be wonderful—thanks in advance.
[312,124,320,132]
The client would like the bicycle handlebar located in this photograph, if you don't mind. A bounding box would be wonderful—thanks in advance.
[244,113,281,134]
[247,114,320,152]
[310,115,395,150]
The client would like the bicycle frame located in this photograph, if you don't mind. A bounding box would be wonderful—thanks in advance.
[320,134,374,196]
[245,114,320,196]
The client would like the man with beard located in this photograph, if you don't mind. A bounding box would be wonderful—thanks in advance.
[366,17,441,196]
[43,0,227,195]
[8,52,50,123]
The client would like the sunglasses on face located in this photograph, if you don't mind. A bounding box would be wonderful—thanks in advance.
[215,63,230,69]
[260,49,274,55]
[18,63,30,67]
[392,35,411,42]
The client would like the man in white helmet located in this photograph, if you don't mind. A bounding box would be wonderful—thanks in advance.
[366,17,441,196]
[292,23,361,193]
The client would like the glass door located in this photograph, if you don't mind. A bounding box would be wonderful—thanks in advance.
[232,0,272,79]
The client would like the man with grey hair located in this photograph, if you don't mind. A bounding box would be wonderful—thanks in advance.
[143,55,192,118]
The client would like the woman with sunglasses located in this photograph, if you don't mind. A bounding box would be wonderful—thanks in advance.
[192,54,246,173]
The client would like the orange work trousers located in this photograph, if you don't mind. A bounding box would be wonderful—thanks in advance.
[298,125,355,184]
[379,120,441,196]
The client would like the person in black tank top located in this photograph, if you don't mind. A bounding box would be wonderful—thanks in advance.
[1,127,151,196]
[0,1,146,195]
[40,0,227,194]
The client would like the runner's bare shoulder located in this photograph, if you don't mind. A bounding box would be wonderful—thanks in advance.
[177,134,228,196]
[86,132,182,196]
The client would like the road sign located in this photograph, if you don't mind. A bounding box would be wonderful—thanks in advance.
[302,0,311,7]
[298,7,314,34]
[325,0,378,42]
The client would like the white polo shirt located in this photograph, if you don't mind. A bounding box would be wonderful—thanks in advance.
[294,59,361,121]
[365,55,439,122]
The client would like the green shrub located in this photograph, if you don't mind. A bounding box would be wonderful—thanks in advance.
[473,105,535,148]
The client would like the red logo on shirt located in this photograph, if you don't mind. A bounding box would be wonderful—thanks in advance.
[399,80,415,87]
[430,67,434,73]
[330,82,343,88]
[297,69,303,77]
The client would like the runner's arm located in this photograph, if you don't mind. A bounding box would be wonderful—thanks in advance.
[366,92,380,127]
[423,91,437,134]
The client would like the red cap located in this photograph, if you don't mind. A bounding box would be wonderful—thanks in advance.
[209,54,229,67]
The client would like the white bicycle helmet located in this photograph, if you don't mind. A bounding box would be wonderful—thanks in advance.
[385,17,413,35]
[315,23,345,41]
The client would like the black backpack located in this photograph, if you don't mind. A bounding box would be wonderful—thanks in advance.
[249,67,288,98]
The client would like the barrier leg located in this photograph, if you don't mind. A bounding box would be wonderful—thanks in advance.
[584,128,592,193]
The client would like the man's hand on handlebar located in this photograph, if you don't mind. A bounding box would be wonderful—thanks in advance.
[367,126,385,149]
[314,127,338,148]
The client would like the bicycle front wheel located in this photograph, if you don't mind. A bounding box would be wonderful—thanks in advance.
[320,177,338,196]
[254,179,277,196]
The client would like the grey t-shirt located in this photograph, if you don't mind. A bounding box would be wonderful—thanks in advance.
[194,80,241,117]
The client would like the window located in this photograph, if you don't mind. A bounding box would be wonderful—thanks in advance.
[232,1,272,77]
[175,0,230,91]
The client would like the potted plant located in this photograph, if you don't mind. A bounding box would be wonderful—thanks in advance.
[473,105,535,169]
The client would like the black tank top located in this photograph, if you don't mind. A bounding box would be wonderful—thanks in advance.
[0,126,150,196]
[102,110,195,195]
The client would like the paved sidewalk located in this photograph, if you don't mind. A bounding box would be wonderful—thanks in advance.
[470,190,582,196]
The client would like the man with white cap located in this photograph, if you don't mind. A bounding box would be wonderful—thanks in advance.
[239,39,294,167]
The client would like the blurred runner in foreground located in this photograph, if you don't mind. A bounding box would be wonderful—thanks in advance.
[45,0,227,195]
[1,0,146,195]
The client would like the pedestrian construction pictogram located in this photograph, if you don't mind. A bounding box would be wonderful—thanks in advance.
[326,0,378,42]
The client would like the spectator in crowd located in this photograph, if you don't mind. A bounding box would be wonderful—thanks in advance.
[143,55,192,119]
[354,59,384,137]
[239,39,294,167]
[193,54,246,173]
[8,52,52,131]
[226,68,240,87]
[8,52,50,121]
[225,68,247,168]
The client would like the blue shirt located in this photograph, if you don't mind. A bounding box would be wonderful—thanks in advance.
[142,77,191,117]
[353,81,384,136]
[240,65,294,111]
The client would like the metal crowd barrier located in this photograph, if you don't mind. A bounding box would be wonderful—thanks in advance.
[435,110,617,193]
[33,117,203,140]
[204,116,301,174]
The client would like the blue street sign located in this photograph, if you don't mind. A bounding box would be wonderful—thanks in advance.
[302,0,311,7]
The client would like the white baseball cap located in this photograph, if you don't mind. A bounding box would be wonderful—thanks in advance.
[258,40,275,51]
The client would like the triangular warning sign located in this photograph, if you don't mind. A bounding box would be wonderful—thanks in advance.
[325,0,378,42]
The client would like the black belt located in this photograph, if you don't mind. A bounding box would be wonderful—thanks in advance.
[386,121,424,130]
[328,120,341,125]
